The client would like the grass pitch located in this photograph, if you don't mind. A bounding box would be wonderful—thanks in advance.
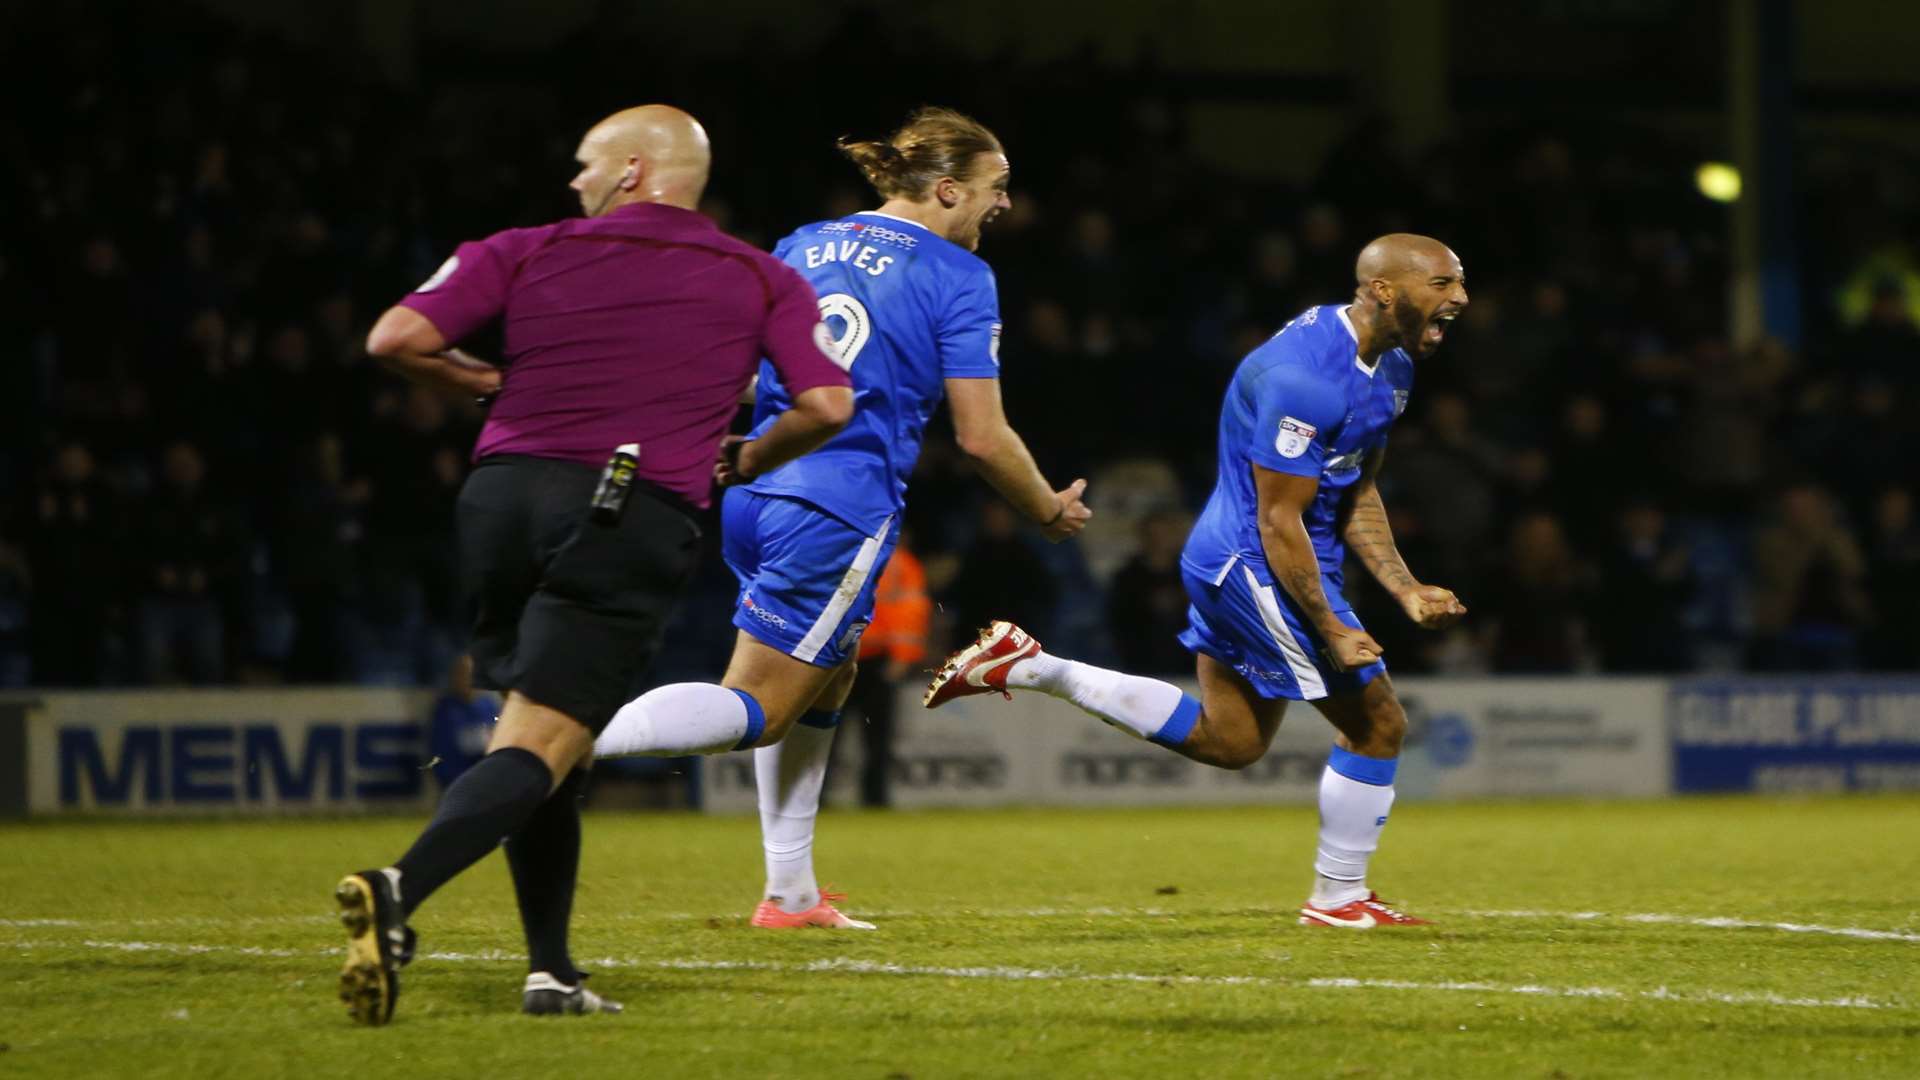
[2,796,1917,1079]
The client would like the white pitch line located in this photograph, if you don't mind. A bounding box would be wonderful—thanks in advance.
[1449,909,1920,944]
[652,905,1920,943]
[0,938,1902,1012]
[6,906,1917,943]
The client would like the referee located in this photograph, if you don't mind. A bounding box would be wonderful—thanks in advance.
[334,105,853,1025]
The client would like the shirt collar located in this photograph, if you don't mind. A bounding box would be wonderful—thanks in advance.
[1336,305,1379,378]
[855,210,934,233]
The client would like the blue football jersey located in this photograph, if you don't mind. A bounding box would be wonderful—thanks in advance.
[745,211,1002,533]
[1181,304,1414,611]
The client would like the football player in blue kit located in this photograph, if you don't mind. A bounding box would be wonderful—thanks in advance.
[595,108,1091,927]
[927,234,1469,928]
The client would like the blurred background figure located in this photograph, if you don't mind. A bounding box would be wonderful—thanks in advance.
[30,442,120,685]
[1864,487,1920,671]
[945,501,1057,649]
[836,531,933,808]
[1749,483,1871,672]
[1483,510,1596,674]
[1593,498,1696,673]
[136,441,240,685]
[428,655,497,789]
[1105,509,1193,674]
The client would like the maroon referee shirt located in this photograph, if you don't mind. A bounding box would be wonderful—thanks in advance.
[397,202,848,509]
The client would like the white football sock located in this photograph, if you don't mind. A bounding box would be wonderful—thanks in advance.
[756,714,838,914]
[1005,652,1199,746]
[1311,747,1398,908]
[594,684,765,758]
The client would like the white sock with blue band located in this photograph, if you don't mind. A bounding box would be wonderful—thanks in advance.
[756,708,839,914]
[1007,653,1202,746]
[594,684,766,758]
[1311,745,1398,908]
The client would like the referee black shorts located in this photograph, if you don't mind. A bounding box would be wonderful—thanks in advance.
[456,454,702,734]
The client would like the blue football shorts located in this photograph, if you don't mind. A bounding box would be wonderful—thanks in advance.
[1176,559,1385,701]
[721,487,897,668]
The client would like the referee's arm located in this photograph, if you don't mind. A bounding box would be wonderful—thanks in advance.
[723,384,855,484]
[366,306,503,400]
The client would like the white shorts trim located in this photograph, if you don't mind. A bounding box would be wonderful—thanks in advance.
[792,515,893,664]
[1242,566,1329,700]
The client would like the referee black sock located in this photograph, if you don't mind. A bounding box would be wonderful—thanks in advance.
[505,768,587,984]
[393,747,553,917]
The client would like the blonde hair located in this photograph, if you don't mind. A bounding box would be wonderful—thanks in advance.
[838,106,1004,201]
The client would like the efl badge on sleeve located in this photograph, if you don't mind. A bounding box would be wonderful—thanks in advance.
[1393,389,1410,417]
[989,323,1003,364]
[1276,416,1317,459]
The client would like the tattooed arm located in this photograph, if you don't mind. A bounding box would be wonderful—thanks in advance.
[1340,447,1467,630]
[1254,464,1383,672]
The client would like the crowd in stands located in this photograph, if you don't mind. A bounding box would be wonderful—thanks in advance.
[5,3,1919,689]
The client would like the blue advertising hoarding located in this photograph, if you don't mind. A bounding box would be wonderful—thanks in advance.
[1669,679,1920,793]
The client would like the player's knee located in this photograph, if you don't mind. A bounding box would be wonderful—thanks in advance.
[1360,700,1408,756]
[1215,743,1265,770]
[823,660,859,705]
[755,710,799,747]
[1196,731,1265,770]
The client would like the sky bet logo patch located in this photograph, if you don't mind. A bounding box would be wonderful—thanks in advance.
[1275,416,1317,459]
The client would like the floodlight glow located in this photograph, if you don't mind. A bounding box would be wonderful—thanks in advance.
[1696,162,1742,203]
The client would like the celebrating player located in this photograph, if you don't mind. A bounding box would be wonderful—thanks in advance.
[593,108,1091,928]
[926,234,1469,928]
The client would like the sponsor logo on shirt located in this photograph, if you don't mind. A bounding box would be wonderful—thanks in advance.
[416,255,460,293]
[1275,416,1317,459]
[741,593,789,631]
[1324,450,1365,474]
[819,220,919,249]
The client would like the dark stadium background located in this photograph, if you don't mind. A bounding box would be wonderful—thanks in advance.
[4,0,1919,693]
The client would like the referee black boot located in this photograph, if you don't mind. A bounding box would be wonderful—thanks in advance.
[335,868,417,1026]
[522,971,623,1016]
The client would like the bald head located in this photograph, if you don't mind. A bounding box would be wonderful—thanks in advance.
[1355,233,1458,286]
[1350,233,1468,360]
[570,105,712,216]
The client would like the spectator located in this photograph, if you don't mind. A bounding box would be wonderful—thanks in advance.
[945,500,1057,649]
[0,542,29,687]
[428,655,498,788]
[1863,487,1920,671]
[1748,483,1870,672]
[136,440,243,684]
[839,534,933,808]
[1483,511,1595,673]
[281,432,367,682]
[1387,392,1502,594]
[1593,499,1696,672]
[353,385,467,684]
[1550,393,1623,554]
[29,442,122,685]
[1106,510,1192,674]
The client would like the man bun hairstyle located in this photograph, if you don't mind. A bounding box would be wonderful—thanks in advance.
[838,106,1004,201]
